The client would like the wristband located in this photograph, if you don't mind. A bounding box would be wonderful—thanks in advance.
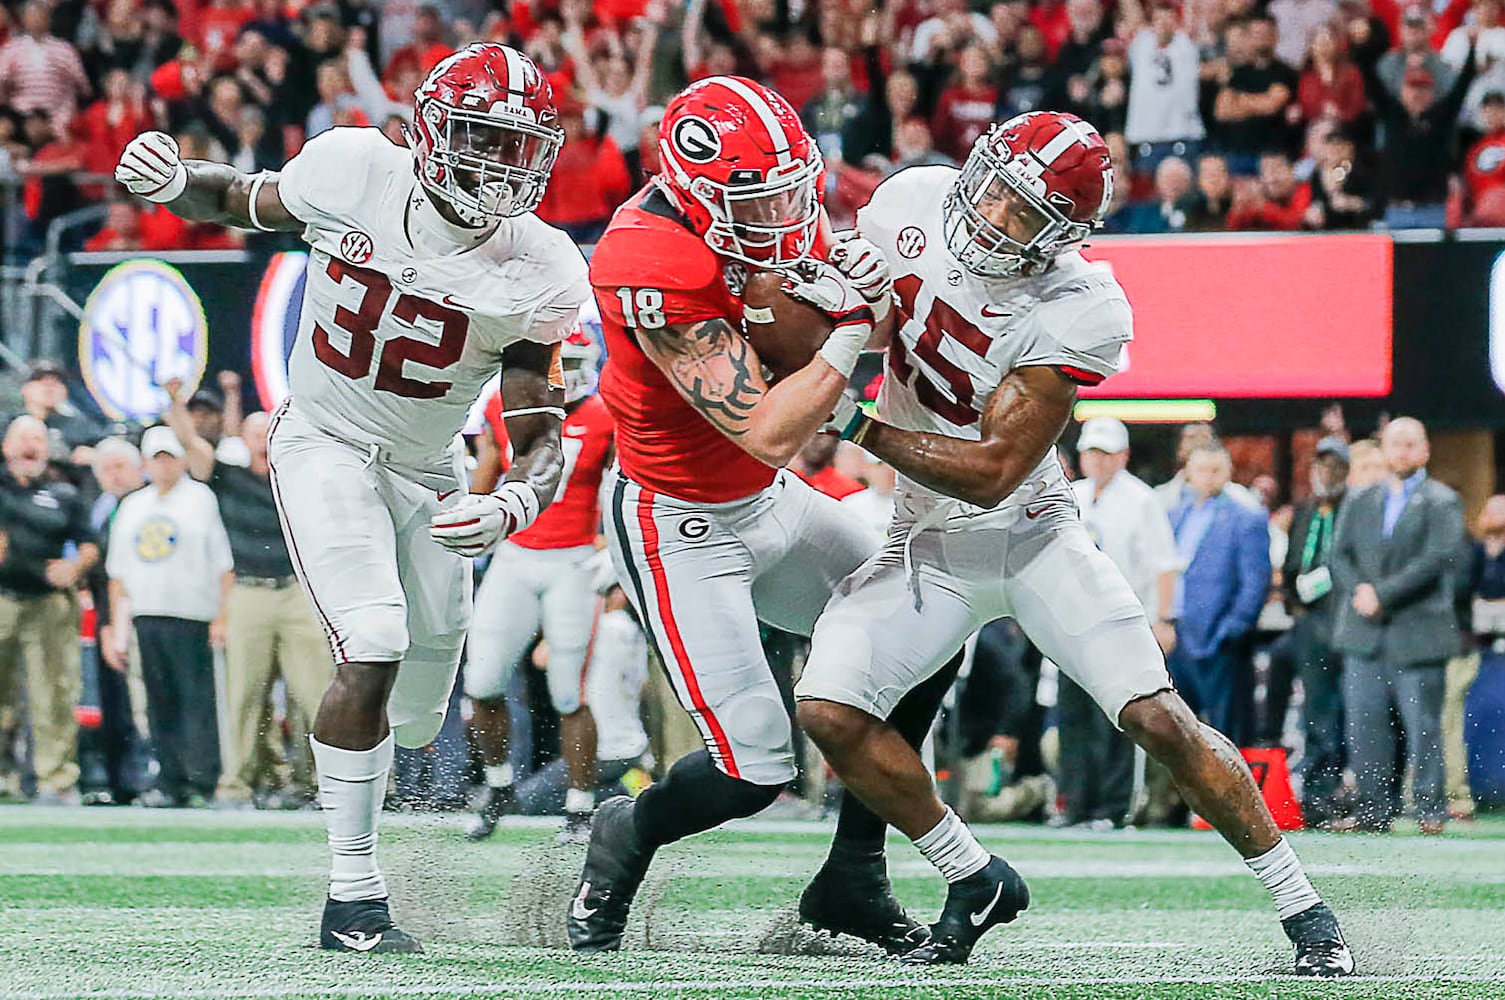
[851,415,875,448]
[818,317,871,378]
[247,172,273,231]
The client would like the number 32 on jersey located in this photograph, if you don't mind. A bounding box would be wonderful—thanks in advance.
[314,257,469,399]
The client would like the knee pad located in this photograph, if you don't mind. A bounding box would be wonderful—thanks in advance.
[388,637,464,749]
[717,690,795,786]
[545,646,588,716]
[338,603,409,664]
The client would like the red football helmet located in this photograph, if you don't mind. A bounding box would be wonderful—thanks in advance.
[655,76,824,268]
[410,43,563,225]
[942,111,1114,277]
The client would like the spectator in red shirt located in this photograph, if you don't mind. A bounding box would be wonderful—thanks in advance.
[77,69,151,177]
[791,434,865,500]
[383,4,449,89]
[197,0,254,71]
[85,199,149,252]
[932,43,999,161]
[15,111,86,230]
[534,101,632,244]
[1464,91,1505,221]
[1296,25,1368,124]
[1227,151,1314,229]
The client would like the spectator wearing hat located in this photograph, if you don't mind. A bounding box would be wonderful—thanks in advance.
[106,426,233,808]
[1463,91,1505,222]
[1378,5,1457,98]
[1062,418,1180,828]
[1120,0,1206,175]
[12,360,105,466]
[1214,14,1300,173]
[1168,442,1271,746]
[1363,35,1479,228]
[0,415,97,803]
[1280,437,1351,824]
[160,381,330,808]
[1330,417,1463,834]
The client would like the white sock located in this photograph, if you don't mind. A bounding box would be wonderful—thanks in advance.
[913,806,991,883]
[1245,838,1322,921]
[311,734,393,903]
[485,763,514,789]
[564,787,595,815]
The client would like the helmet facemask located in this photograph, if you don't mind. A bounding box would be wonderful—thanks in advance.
[415,101,562,226]
[942,144,1096,278]
[558,332,602,404]
[686,153,823,268]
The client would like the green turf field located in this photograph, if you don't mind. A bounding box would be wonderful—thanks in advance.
[3,806,1504,1000]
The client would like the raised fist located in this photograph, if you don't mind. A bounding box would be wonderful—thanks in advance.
[115,131,188,203]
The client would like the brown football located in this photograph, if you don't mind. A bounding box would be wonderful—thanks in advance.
[740,268,833,382]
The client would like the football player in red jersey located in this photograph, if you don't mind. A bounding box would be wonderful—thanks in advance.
[117,45,586,952]
[567,75,952,956]
[797,112,1352,974]
[463,330,616,844]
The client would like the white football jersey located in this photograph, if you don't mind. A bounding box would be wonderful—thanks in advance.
[276,126,590,466]
[857,165,1133,507]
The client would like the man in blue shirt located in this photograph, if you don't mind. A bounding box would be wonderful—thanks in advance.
[1169,443,1271,746]
[1331,417,1464,834]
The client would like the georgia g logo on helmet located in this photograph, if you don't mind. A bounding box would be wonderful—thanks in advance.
[671,116,721,164]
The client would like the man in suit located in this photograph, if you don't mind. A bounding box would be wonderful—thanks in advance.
[1169,443,1272,746]
[1331,417,1463,835]
[1281,437,1350,826]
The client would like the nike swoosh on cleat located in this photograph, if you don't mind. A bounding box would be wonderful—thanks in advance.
[331,930,383,952]
[969,882,1007,926]
[571,882,599,921]
[436,489,458,501]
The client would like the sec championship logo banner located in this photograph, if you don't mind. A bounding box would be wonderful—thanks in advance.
[79,260,208,420]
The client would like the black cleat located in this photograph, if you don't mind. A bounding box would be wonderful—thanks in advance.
[557,809,593,845]
[465,784,517,841]
[319,897,423,953]
[798,850,929,955]
[567,795,655,952]
[900,856,1029,966]
[1284,903,1355,977]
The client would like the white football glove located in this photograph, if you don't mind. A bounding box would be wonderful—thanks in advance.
[781,261,874,378]
[428,483,540,557]
[829,233,892,323]
[115,131,188,203]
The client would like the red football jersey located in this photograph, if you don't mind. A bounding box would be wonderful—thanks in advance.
[483,392,615,550]
[592,185,779,503]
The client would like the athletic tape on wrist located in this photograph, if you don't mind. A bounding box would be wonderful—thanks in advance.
[818,320,869,377]
[495,481,541,531]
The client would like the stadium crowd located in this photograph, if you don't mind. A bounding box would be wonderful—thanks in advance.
[7,0,1505,251]
[0,350,1493,836]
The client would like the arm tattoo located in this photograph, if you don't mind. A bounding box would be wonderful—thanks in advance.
[639,318,766,437]
[499,340,566,511]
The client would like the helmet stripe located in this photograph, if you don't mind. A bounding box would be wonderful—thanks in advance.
[501,44,526,108]
[711,76,791,165]
[1035,117,1098,168]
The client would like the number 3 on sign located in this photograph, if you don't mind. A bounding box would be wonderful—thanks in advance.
[617,287,665,329]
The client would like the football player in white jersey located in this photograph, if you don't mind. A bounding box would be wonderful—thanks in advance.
[796,112,1354,976]
[114,44,589,953]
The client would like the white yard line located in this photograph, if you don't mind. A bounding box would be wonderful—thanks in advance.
[7,973,1505,1000]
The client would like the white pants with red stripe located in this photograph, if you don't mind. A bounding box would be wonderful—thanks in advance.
[603,466,880,786]
[267,402,472,749]
[798,481,1172,726]
[465,541,598,714]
